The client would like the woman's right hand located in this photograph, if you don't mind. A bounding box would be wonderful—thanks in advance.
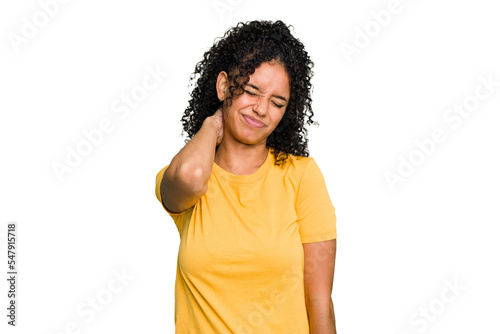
[208,107,224,146]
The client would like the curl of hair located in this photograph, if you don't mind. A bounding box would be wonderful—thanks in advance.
[181,20,317,166]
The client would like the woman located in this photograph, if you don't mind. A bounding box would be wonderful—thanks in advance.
[155,20,337,333]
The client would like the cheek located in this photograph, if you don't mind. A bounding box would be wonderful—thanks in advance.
[223,98,244,116]
[222,107,242,131]
[270,110,286,128]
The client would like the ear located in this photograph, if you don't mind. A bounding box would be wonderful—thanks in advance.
[216,71,228,101]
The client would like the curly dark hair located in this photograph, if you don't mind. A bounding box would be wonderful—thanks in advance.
[181,20,317,166]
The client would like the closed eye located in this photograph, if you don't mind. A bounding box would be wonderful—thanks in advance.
[245,89,286,108]
[244,89,257,96]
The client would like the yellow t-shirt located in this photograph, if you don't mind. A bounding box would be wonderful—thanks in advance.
[155,148,337,333]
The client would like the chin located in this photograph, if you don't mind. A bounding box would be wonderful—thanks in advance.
[236,134,267,146]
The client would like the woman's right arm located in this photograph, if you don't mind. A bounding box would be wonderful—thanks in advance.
[159,109,224,213]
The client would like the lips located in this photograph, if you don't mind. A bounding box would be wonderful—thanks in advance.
[242,115,265,128]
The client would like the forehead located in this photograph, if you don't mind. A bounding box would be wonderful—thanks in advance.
[247,61,290,97]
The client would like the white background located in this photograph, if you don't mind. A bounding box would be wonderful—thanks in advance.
[1,0,499,333]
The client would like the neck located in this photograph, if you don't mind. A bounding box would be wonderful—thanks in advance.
[214,140,269,175]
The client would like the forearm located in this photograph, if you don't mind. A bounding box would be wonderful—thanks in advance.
[167,118,219,187]
[306,297,336,334]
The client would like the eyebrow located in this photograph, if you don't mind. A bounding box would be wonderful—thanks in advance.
[247,83,288,103]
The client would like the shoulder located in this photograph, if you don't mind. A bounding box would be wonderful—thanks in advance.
[284,154,314,173]
[269,150,318,180]
[271,147,317,170]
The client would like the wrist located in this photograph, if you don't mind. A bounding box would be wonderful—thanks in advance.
[203,117,219,130]
[204,117,222,138]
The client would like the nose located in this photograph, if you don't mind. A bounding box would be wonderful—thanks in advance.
[252,94,269,116]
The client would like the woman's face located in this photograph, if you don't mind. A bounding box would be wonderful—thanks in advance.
[220,60,290,146]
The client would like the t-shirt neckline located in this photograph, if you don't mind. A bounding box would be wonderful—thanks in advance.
[212,147,274,184]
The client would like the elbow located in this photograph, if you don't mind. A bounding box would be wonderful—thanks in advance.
[160,162,208,213]
[169,162,208,195]
[182,164,207,195]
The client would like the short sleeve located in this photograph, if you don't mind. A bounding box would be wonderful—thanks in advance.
[296,159,337,243]
[155,165,192,233]
[155,165,169,207]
